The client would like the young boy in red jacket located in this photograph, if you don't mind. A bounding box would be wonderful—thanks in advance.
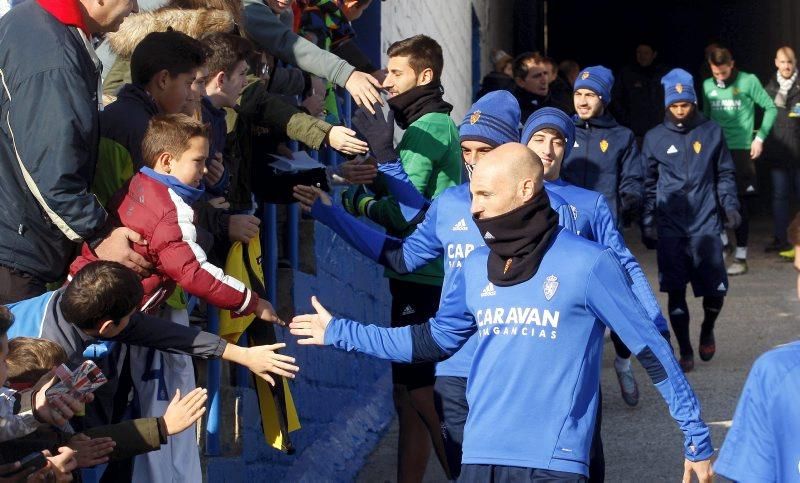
[69,114,280,481]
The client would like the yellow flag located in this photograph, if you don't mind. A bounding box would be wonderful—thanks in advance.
[219,234,301,452]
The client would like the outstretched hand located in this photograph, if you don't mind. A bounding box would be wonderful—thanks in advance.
[242,343,299,386]
[344,71,384,114]
[292,185,332,213]
[289,296,333,346]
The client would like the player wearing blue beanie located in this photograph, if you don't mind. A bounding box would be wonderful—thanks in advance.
[641,68,740,372]
[662,68,697,106]
[523,107,668,411]
[561,67,647,406]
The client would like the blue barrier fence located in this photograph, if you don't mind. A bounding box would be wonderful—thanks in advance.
[203,89,355,460]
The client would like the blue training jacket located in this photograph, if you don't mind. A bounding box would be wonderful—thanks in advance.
[546,178,668,332]
[311,182,576,377]
[642,112,739,237]
[324,228,713,476]
[561,113,643,221]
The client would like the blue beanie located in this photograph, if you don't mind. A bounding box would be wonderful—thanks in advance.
[520,107,576,159]
[573,65,614,104]
[459,90,521,147]
[661,68,697,106]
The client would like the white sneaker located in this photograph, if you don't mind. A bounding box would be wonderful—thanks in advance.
[727,258,748,276]
[614,364,639,407]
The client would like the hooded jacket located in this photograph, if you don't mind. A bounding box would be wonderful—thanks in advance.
[642,112,739,237]
[102,7,235,95]
[0,0,110,283]
[71,170,259,315]
[561,112,643,221]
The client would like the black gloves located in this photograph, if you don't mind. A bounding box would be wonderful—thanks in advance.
[352,102,398,164]
[619,192,641,227]
[642,226,658,250]
[724,209,742,229]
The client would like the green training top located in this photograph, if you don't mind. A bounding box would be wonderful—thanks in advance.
[367,111,462,286]
[702,71,777,150]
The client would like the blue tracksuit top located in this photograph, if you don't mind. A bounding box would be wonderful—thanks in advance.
[324,228,712,475]
[546,178,668,332]
[714,341,800,483]
[312,182,576,377]
[642,112,739,237]
[561,112,643,221]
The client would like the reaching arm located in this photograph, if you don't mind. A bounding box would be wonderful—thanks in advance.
[307,191,444,274]
[586,250,713,462]
[291,269,475,362]
[242,0,354,88]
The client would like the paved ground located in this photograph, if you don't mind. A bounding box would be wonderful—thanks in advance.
[358,221,800,482]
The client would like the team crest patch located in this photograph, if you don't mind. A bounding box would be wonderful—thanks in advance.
[581,71,590,80]
[543,275,559,301]
[599,139,609,153]
[733,87,740,96]
[693,141,702,154]
[470,110,481,124]
[504,258,513,274]
[676,83,683,94]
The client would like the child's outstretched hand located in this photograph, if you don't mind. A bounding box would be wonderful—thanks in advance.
[163,388,208,436]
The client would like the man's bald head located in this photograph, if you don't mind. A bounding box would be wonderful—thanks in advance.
[470,143,546,219]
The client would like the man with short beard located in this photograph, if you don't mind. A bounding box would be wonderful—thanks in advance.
[643,68,740,372]
[702,46,777,276]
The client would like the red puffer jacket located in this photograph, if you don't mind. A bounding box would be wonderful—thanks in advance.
[70,173,258,315]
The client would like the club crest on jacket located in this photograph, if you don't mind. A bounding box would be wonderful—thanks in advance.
[543,275,559,301]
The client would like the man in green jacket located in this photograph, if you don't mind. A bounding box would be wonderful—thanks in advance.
[703,46,777,276]
[345,34,462,482]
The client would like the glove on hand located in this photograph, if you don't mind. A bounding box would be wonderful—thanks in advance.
[352,103,398,163]
[642,226,658,250]
[342,184,375,217]
[724,209,742,229]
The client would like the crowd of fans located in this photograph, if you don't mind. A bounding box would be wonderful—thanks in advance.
[0,0,798,481]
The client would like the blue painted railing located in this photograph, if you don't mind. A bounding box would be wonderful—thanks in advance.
[203,89,354,459]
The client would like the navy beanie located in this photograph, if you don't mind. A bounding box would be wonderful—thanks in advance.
[661,68,697,106]
[521,107,576,159]
[573,65,614,104]
[459,90,521,147]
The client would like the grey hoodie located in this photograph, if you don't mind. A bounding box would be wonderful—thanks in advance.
[243,0,356,87]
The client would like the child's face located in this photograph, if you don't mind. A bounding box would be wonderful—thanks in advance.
[220,60,249,108]
[0,335,8,388]
[169,136,210,187]
[161,71,199,115]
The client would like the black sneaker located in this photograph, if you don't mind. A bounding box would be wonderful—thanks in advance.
[765,238,791,253]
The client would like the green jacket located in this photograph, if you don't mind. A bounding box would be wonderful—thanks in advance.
[702,71,777,150]
[367,112,462,286]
